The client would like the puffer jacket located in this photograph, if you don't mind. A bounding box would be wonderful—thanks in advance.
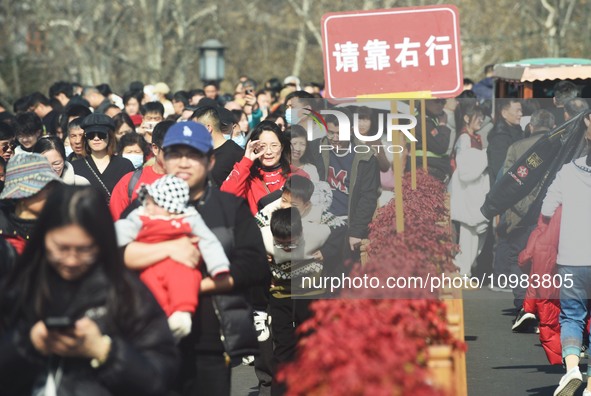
[0,266,179,395]
[518,207,562,365]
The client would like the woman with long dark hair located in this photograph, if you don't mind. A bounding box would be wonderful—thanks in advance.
[452,100,485,159]
[0,185,178,395]
[221,120,306,214]
[448,100,489,276]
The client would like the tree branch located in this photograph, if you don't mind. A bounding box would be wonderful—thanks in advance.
[287,0,321,46]
[540,0,557,30]
[559,0,577,38]
[186,4,218,27]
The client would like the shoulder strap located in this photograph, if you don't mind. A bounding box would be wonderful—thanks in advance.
[85,158,111,198]
[127,168,144,200]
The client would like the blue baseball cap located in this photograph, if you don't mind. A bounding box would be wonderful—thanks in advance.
[162,121,213,154]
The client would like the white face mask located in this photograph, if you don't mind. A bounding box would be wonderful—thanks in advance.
[285,108,300,125]
[122,153,144,169]
[232,133,247,148]
[64,146,74,158]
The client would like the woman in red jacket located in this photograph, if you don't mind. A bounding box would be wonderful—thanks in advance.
[222,121,306,214]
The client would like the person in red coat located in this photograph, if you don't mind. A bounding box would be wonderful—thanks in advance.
[519,207,562,365]
[221,120,307,214]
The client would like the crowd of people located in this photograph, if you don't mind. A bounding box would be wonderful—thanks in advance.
[448,79,591,396]
[0,76,368,396]
[0,71,589,396]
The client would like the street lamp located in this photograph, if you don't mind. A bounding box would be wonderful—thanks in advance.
[198,39,225,83]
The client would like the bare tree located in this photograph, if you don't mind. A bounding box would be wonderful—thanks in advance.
[538,0,578,57]
[1,0,591,103]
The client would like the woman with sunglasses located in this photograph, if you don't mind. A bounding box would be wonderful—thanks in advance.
[221,121,307,214]
[0,185,179,395]
[72,114,135,203]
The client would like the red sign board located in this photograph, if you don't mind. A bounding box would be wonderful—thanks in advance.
[321,5,463,98]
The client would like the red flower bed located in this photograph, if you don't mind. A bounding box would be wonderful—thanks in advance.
[348,170,457,299]
[278,171,464,395]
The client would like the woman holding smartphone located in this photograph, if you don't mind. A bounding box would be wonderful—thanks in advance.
[0,185,178,395]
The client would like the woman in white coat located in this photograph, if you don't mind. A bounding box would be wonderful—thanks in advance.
[448,102,489,276]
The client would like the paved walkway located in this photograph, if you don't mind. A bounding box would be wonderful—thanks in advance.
[230,288,590,395]
[464,287,585,396]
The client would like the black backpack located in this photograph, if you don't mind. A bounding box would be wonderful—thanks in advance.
[480,111,588,221]
[127,168,143,200]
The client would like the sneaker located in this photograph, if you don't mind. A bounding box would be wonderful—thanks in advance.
[254,311,270,342]
[553,367,582,396]
[512,308,537,332]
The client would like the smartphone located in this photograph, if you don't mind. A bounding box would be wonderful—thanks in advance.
[44,316,75,330]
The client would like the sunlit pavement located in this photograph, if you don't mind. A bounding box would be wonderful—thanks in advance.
[230,287,582,396]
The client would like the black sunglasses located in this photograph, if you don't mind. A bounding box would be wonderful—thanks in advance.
[1,141,17,152]
[85,132,108,140]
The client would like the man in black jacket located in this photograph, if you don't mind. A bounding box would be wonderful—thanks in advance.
[123,121,268,396]
[487,99,524,182]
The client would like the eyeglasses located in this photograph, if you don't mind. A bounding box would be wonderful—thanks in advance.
[258,143,282,153]
[0,141,16,152]
[274,240,300,250]
[85,132,108,140]
[47,239,98,263]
